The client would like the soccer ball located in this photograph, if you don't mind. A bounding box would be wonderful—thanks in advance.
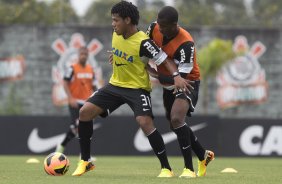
[44,152,70,176]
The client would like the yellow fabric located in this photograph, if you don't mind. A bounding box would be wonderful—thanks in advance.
[110,31,152,92]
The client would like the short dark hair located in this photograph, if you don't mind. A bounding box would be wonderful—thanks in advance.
[158,6,178,24]
[111,1,139,25]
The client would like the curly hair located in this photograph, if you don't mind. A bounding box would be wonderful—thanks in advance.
[111,1,139,25]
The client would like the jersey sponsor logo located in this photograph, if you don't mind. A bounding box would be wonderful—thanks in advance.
[52,33,104,106]
[112,48,133,62]
[27,123,102,153]
[180,48,186,63]
[143,41,159,57]
[145,25,152,36]
[134,122,207,152]
[239,125,282,156]
[77,73,93,79]
[190,46,194,63]
[216,35,268,109]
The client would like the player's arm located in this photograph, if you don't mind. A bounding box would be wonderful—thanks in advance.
[63,66,78,108]
[158,42,196,85]
[140,39,193,93]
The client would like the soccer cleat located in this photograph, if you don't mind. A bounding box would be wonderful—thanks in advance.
[157,168,174,178]
[55,144,65,153]
[197,150,215,177]
[179,168,196,178]
[72,160,95,176]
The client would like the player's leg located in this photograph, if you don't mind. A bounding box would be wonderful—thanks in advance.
[179,80,214,177]
[73,85,124,176]
[136,115,173,177]
[72,102,102,176]
[126,88,173,177]
[56,105,80,153]
[170,97,196,178]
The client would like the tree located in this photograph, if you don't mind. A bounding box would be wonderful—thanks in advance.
[0,0,78,25]
[197,38,235,113]
[175,0,218,26]
[253,0,282,27]
[83,0,117,26]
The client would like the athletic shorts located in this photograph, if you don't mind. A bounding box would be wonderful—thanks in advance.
[163,80,200,119]
[68,104,83,129]
[87,83,154,118]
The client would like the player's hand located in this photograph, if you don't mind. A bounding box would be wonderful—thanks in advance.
[173,75,194,94]
[107,50,113,65]
[69,97,78,108]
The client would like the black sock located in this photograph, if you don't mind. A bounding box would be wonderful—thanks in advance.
[147,129,171,170]
[187,126,206,161]
[78,120,93,161]
[61,130,76,147]
[174,124,193,171]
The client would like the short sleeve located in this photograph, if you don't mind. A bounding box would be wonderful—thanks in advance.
[140,39,167,66]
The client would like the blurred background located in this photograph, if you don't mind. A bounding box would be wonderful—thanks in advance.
[0,0,281,157]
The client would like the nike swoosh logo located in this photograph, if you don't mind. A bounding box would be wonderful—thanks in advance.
[134,122,207,152]
[27,123,102,153]
[143,108,150,111]
[115,62,127,66]
[182,145,191,150]
[157,149,165,155]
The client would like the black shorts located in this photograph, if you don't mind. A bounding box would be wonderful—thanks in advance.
[68,104,83,129]
[163,80,200,119]
[87,83,154,118]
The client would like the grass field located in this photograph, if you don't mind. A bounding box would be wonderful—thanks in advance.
[0,155,281,184]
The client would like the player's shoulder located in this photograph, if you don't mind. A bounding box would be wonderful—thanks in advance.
[179,26,194,40]
[146,21,157,38]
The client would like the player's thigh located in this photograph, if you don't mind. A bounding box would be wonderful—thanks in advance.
[86,84,124,118]
[174,80,200,113]
[124,88,154,118]
[163,88,175,120]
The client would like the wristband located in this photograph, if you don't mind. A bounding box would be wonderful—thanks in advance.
[172,72,180,78]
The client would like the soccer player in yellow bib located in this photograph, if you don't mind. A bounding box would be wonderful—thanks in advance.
[72,1,193,177]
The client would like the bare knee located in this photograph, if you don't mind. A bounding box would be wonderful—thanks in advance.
[79,103,102,121]
[136,116,155,135]
[170,115,184,129]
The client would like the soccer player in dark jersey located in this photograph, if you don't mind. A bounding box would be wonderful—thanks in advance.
[72,1,192,177]
[146,6,215,178]
[56,47,96,153]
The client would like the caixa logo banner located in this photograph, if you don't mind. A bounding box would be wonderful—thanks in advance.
[220,118,282,156]
[240,125,282,156]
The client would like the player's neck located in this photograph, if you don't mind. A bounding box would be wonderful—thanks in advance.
[79,62,86,67]
[123,25,138,39]
[166,26,179,40]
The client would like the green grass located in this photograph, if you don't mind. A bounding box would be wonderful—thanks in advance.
[0,156,281,184]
